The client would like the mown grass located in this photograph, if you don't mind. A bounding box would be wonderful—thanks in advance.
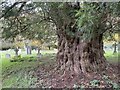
[1,50,56,88]
[1,57,40,88]
[0,50,119,88]
[104,51,119,63]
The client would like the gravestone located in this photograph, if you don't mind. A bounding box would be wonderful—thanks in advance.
[14,47,19,56]
[27,46,32,54]
[6,54,11,58]
[18,49,22,55]
[37,53,42,58]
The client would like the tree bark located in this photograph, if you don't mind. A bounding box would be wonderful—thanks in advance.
[113,42,117,54]
[37,48,40,54]
[48,46,51,50]
[56,29,107,77]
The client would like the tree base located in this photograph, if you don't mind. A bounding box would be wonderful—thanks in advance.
[35,61,119,88]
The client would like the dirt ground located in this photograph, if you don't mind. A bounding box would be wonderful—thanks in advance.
[34,58,120,88]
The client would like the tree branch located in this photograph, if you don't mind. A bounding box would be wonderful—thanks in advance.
[17,2,26,14]
[0,2,26,19]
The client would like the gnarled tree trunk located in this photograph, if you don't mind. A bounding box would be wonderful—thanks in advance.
[56,28,107,77]
[48,2,108,78]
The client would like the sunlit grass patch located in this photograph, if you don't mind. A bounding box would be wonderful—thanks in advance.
[1,50,56,88]
[105,51,119,63]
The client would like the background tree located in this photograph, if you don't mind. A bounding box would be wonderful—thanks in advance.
[1,2,57,51]
[103,31,119,54]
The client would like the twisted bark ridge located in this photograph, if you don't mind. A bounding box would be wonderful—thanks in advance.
[56,28,107,77]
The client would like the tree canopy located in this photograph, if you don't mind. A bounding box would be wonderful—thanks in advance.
[1,2,119,42]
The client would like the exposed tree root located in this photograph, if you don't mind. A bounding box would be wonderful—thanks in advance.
[35,61,119,88]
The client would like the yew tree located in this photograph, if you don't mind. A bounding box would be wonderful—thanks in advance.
[1,2,120,77]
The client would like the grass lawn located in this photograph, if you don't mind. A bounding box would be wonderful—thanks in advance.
[0,50,56,88]
[0,49,119,88]
[104,51,119,63]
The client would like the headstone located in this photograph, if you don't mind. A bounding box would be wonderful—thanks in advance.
[104,46,107,49]
[18,49,22,55]
[14,47,19,56]
[110,46,113,49]
[27,46,32,54]
[37,53,42,58]
[6,54,11,58]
